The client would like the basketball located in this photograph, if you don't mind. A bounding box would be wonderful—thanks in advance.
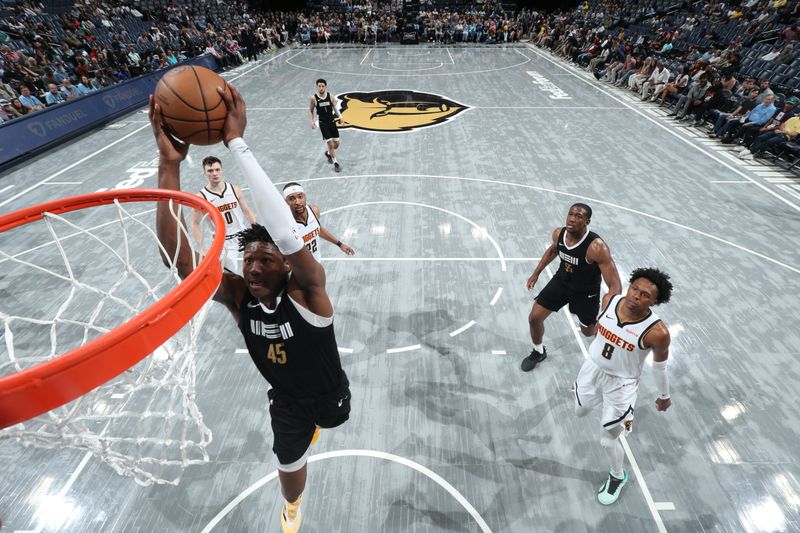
[153,65,228,146]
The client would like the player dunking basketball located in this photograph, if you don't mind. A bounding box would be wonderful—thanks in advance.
[521,203,622,372]
[151,86,350,533]
[190,155,256,274]
[574,268,673,505]
[309,79,345,173]
[283,182,355,261]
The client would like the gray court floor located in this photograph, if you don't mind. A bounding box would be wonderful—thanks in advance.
[2,44,800,533]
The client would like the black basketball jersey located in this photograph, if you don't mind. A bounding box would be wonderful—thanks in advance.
[238,292,345,399]
[314,92,336,124]
[553,227,602,291]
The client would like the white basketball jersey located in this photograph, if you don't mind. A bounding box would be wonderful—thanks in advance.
[588,295,662,379]
[296,206,321,262]
[199,182,247,239]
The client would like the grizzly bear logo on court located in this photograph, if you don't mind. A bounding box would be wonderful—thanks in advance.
[335,90,469,132]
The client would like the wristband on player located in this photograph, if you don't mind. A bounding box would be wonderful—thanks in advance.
[652,359,670,399]
[336,240,342,247]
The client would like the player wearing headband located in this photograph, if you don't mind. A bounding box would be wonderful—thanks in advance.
[283,182,355,262]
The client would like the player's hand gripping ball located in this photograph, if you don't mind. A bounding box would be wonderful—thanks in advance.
[153,66,228,145]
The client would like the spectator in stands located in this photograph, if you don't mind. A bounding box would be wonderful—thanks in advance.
[672,74,711,119]
[776,44,795,65]
[10,97,29,116]
[641,60,669,101]
[740,102,800,160]
[689,76,726,126]
[61,78,80,100]
[654,65,689,106]
[710,88,761,137]
[604,53,635,84]
[0,98,21,122]
[756,80,774,104]
[75,76,93,95]
[719,94,776,143]
[18,85,43,112]
[782,24,799,41]
[44,83,65,106]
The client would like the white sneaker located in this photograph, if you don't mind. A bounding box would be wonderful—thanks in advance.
[739,150,753,160]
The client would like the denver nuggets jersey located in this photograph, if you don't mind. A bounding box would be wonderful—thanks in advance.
[199,182,247,239]
[296,206,321,262]
[588,294,662,379]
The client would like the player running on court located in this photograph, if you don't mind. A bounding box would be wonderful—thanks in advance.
[574,267,673,504]
[522,203,622,372]
[309,78,346,173]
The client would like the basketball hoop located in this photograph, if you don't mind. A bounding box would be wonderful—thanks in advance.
[0,189,225,485]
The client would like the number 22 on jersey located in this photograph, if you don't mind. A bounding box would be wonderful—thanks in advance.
[267,342,287,364]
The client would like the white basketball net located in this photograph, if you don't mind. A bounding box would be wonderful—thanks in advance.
[0,198,217,486]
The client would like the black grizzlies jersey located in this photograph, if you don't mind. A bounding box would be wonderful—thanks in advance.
[238,292,345,398]
[553,227,602,291]
[314,92,336,124]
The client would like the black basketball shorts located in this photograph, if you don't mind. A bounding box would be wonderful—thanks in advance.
[535,277,601,327]
[319,121,339,141]
[268,375,351,466]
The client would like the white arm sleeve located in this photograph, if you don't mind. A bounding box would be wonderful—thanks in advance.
[652,359,670,400]
[227,137,303,256]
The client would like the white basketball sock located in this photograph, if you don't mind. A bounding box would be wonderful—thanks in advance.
[601,430,625,479]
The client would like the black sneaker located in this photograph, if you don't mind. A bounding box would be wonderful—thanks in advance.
[520,347,547,372]
[325,151,333,164]
[333,162,341,173]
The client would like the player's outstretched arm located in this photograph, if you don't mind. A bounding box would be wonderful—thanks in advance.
[526,227,560,290]
[589,238,622,301]
[150,96,247,319]
[646,323,672,412]
[313,205,356,255]
[309,96,317,129]
[219,84,332,315]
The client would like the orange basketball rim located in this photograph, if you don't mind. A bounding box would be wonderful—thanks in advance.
[0,189,225,429]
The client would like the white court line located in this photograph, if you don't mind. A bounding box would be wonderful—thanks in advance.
[0,50,294,210]
[43,181,83,185]
[360,48,372,65]
[446,47,455,65]
[755,170,793,177]
[710,180,751,184]
[235,349,248,354]
[543,265,668,533]
[0,184,14,193]
[655,502,677,511]
[321,201,508,272]
[370,61,443,72]
[491,350,507,355]
[526,45,800,213]
[473,106,627,110]
[199,449,492,533]
[489,287,503,306]
[297,174,800,275]
[449,320,476,337]
[386,344,421,354]
[321,257,537,262]
[338,347,354,354]
[247,107,306,110]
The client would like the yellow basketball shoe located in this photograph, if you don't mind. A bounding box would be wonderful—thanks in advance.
[310,426,321,446]
[281,496,303,533]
